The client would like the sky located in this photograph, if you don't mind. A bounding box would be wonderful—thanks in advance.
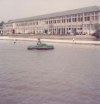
[0,0,100,22]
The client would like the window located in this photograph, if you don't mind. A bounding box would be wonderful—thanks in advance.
[80,17,83,21]
[54,20,56,24]
[87,17,90,21]
[78,18,81,22]
[67,19,69,22]
[72,18,74,22]
[95,16,98,20]
[69,18,71,22]
[62,19,65,23]
[84,17,90,21]
[75,18,77,22]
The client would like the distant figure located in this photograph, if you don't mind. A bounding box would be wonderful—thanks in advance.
[73,38,75,42]
[14,39,17,44]
[37,38,41,45]
[14,41,16,44]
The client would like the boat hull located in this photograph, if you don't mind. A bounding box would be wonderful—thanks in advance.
[27,44,54,50]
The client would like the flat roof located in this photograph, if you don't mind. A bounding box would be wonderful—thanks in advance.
[8,5,100,23]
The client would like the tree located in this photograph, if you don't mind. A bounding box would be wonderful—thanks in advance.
[0,21,4,26]
[93,24,100,38]
[95,24,100,30]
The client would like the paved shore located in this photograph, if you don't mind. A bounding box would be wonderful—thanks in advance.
[0,35,100,45]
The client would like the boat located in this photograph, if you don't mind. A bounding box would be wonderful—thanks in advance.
[27,43,54,50]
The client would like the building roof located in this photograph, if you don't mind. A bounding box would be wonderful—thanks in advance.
[8,5,100,23]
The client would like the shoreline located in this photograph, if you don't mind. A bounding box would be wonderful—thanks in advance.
[0,36,100,45]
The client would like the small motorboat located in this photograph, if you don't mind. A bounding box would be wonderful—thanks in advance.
[27,43,54,50]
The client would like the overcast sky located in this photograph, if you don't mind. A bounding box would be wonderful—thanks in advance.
[0,0,100,22]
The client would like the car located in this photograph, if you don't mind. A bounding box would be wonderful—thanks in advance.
[92,30,100,37]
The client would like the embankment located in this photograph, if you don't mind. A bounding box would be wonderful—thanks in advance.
[0,34,100,45]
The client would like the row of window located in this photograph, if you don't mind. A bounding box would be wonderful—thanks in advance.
[4,24,94,32]
[4,24,13,27]
[6,16,97,28]
[4,11,98,28]
[16,21,38,26]
[46,16,98,24]
[4,16,97,28]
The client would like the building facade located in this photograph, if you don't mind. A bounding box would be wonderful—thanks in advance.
[3,6,100,35]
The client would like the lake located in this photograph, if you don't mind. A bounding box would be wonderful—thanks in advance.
[0,40,100,104]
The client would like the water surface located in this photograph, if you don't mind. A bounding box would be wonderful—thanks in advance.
[0,40,100,104]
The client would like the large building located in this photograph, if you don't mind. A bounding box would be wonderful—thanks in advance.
[3,6,100,35]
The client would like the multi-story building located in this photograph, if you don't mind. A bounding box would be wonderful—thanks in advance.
[3,6,100,35]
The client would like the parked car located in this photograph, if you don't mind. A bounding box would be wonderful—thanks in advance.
[92,30,100,37]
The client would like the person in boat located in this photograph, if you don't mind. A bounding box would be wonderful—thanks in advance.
[37,38,42,45]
